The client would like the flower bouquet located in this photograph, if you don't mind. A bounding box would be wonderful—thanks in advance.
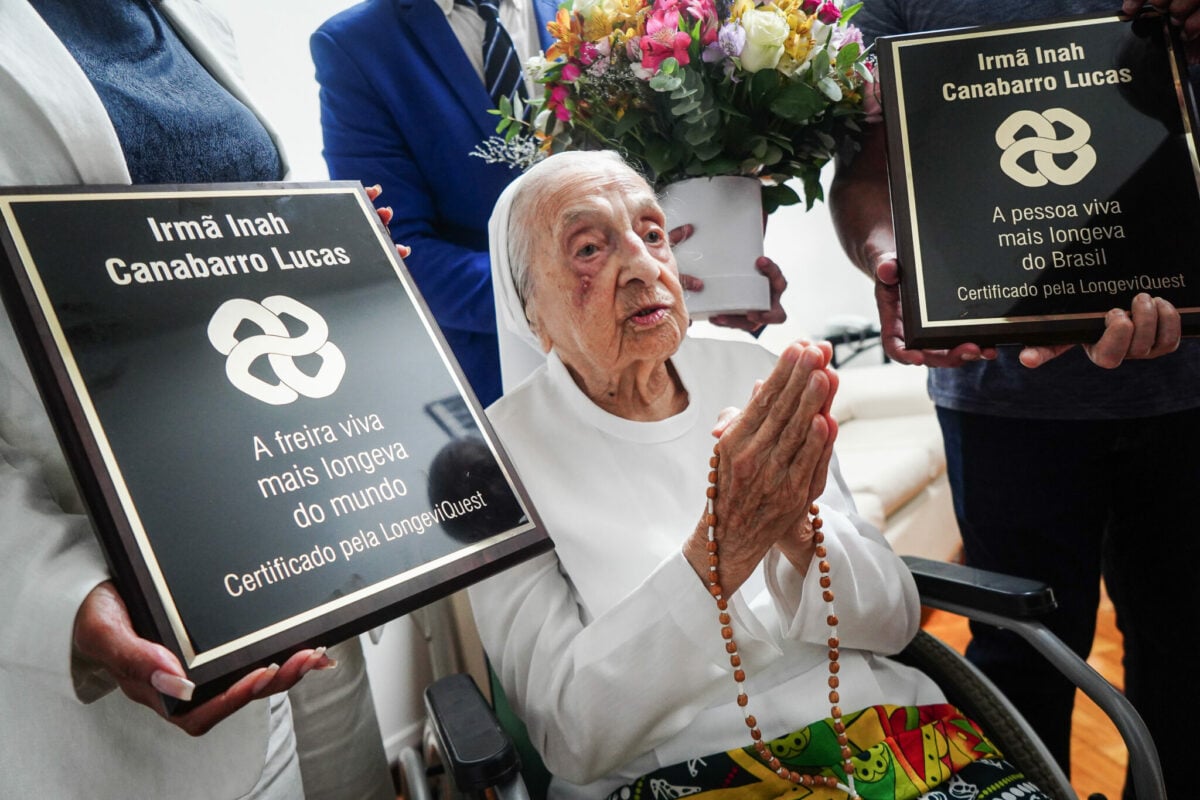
[474,0,873,315]
[477,0,874,214]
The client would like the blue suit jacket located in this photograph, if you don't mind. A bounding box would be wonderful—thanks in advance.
[311,0,556,405]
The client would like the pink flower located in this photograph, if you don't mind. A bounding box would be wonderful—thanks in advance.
[817,1,841,23]
[801,0,821,12]
[561,62,582,82]
[579,42,600,66]
[641,6,692,71]
[683,0,720,44]
[546,84,572,121]
[833,24,863,49]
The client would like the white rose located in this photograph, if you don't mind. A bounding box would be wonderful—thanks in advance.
[739,8,789,73]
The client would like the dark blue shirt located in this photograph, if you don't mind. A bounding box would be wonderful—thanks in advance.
[30,0,282,184]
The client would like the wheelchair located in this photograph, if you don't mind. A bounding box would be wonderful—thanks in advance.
[399,557,1166,800]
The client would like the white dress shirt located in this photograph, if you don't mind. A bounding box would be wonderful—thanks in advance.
[435,0,542,99]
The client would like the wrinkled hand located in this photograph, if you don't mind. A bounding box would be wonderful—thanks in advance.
[872,254,997,367]
[684,342,838,594]
[670,224,788,333]
[74,582,334,737]
[1019,292,1181,369]
[1124,0,1200,60]
[365,184,411,259]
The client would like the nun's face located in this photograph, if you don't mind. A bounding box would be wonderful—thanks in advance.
[524,166,689,382]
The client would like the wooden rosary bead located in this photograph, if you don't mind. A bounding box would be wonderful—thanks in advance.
[826,614,839,626]
[721,626,734,640]
[710,455,719,468]
[822,590,835,602]
[706,540,718,553]
[708,470,718,484]
[734,669,746,682]
[820,576,832,588]
[828,636,840,649]
[719,612,731,625]
[829,691,840,704]
[730,654,741,667]
[829,648,840,661]
[725,642,738,654]
[737,694,749,707]
[828,676,839,688]
[816,545,828,558]
[706,486,717,499]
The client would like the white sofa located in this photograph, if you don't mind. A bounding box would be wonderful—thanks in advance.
[829,362,962,562]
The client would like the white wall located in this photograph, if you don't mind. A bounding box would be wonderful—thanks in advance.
[207,0,883,759]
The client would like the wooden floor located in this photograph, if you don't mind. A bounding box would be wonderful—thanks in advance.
[921,586,1128,800]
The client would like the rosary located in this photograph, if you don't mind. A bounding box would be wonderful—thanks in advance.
[705,443,862,799]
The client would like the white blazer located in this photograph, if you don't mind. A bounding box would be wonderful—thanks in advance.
[0,1,292,796]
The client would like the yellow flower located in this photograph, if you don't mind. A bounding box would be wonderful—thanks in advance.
[546,8,585,61]
[583,11,615,41]
[730,0,756,21]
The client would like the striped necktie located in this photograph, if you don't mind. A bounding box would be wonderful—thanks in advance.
[456,0,529,109]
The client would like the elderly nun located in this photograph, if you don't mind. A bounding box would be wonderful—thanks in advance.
[467,151,1047,800]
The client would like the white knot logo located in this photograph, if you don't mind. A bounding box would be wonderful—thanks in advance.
[208,295,346,406]
[995,108,1097,188]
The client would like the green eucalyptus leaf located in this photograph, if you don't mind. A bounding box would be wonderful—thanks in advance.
[770,83,824,122]
[812,49,830,77]
[841,2,862,24]
[818,76,843,101]
[836,42,860,69]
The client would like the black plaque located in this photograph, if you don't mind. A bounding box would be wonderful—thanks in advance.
[0,183,549,705]
[878,12,1200,347]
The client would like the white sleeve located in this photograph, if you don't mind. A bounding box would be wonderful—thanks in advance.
[0,321,111,702]
[762,456,921,655]
[469,548,771,784]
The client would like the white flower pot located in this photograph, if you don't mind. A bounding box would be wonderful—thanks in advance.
[657,175,771,319]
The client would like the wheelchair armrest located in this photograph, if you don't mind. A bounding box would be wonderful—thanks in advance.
[424,673,521,794]
[902,555,1057,619]
[903,555,1167,799]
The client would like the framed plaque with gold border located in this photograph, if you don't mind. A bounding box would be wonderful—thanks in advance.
[877,11,1200,348]
[0,182,550,706]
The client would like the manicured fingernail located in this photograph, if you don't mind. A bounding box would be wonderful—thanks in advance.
[150,670,195,702]
[314,657,339,671]
[251,664,279,695]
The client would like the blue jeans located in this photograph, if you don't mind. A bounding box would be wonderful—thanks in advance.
[936,406,1200,798]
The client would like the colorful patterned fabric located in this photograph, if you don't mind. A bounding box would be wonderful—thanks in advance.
[606,704,1050,800]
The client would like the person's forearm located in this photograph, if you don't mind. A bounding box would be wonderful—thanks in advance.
[829,125,898,280]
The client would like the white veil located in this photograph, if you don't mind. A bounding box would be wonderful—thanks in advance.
[488,168,549,393]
